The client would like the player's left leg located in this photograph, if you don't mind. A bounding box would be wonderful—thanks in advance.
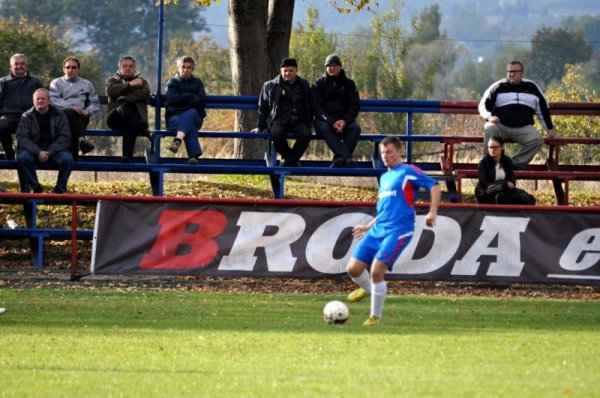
[364,231,413,325]
[365,260,388,325]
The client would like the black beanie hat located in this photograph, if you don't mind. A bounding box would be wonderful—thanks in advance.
[324,54,342,67]
[280,58,298,68]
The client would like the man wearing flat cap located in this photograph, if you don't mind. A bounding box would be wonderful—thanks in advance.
[311,54,361,168]
[252,57,313,167]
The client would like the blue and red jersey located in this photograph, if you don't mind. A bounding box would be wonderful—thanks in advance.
[371,163,438,236]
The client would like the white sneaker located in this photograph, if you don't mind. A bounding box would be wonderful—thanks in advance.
[0,308,6,315]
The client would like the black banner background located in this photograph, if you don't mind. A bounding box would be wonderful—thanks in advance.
[92,200,600,285]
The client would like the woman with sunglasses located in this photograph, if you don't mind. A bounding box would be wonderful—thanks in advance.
[475,135,536,205]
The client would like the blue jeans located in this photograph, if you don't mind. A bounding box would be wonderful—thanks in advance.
[167,109,204,157]
[17,150,74,192]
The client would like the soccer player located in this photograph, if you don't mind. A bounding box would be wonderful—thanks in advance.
[346,136,441,325]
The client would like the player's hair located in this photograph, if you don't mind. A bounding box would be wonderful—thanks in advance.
[63,56,80,68]
[490,135,504,146]
[380,136,403,150]
[10,53,27,65]
[33,88,50,98]
[177,56,195,67]
[508,60,524,73]
[118,56,136,68]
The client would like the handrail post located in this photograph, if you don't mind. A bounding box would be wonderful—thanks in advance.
[70,199,78,281]
[406,111,413,163]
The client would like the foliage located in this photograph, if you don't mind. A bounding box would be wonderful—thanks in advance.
[165,36,232,95]
[0,18,98,86]
[527,27,592,87]
[331,0,379,13]
[0,0,207,77]
[563,14,600,51]
[2,289,600,397]
[411,4,441,43]
[545,64,600,164]
[289,8,338,83]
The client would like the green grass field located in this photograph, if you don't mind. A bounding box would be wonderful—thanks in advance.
[1,288,598,398]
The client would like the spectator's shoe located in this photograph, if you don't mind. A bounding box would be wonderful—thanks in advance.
[188,157,198,165]
[0,308,5,315]
[347,288,368,303]
[362,316,382,326]
[52,187,65,194]
[330,158,345,168]
[345,156,355,168]
[169,139,182,153]
[79,139,95,154]
[281,159,299,167]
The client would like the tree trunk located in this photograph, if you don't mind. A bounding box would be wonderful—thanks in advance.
[228,0,295,159]
[267,0,295,76]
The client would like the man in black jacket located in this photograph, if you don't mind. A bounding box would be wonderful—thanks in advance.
[312,54,361,168]
[0,54,43,160]
[16,89,73,193]
[252,58,312,167]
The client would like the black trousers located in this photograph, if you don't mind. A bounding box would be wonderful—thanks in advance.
[269,120,311,164]
[0,114,21,160]
[63,109,90,161]
[107,103,149,158]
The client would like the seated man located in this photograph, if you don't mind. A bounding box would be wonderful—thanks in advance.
[252,58,312,167]
[478,60,553,170]
[16,89,74,194]
[311,54,361,168]
[105,56,151,163]
[164,56,206,165]
[49,56,100,161]
[0,53,43,160]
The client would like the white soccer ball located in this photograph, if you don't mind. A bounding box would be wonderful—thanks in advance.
[323,300,349,324]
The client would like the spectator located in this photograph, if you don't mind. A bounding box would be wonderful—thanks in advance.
[252,58,312,167]
[49,56,100,161]
[311,54,361,168]
[0,54,43,160]
[478,60,553,170]
[105,56,151,163]
[16,88,74,194]
[164,56,206,165]
[475,136,536,205]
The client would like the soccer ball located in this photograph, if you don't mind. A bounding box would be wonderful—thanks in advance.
[323,300,349,324]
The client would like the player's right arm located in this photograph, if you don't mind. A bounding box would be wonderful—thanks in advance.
[352,218,376,239]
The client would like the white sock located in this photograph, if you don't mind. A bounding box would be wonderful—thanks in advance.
[351,269,372,293]
[371,281,387,318]
[176,131,186,140]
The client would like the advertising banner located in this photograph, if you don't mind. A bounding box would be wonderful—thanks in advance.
[92,200,600,285]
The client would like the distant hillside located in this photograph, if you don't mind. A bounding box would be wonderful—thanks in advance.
[201,0,600,54]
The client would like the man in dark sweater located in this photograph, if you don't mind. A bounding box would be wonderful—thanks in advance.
[312,54,361,168]
[0,54,43,160]
[252,58,313,167]
[16,88,73,193]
